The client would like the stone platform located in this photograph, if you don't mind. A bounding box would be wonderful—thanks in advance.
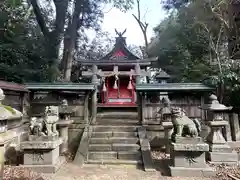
[21,138,65,173]
[169,137,215,177]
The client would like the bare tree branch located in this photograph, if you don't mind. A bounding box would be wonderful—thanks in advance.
[30,0,49,38]
[132,0,149,57]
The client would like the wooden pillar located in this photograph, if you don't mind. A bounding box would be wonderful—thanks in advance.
[138,92,145,125]
[91,64,98,124]
[91,90,97,124]
[29,91,34,117]
[142,92,146,125]
[20,92,24,113]
[84,92,89,124]
[137,92,142,123]
[106,77,108,102]
[135,63,141,84]
[92,64,98,84]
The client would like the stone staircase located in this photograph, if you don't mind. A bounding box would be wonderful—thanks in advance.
[85,110,143,165]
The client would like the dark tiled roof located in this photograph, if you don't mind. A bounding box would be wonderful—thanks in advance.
[0,80,28,92]
[136,83,214,91]
[25,83,96,91]
[155,71,171,79]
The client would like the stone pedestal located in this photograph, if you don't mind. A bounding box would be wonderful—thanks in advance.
[21,138,65,173]
[162,121,173,154]
[206,121,238,164]
[169,137,215,177]
[57,120,73,153]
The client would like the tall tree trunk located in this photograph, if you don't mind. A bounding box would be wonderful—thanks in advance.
[30,0,69,81]
[62,0,83,82]
[228,1,240,59]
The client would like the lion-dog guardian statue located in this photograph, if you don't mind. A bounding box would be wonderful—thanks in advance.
[171,107,201,142]
[29,106,59,137]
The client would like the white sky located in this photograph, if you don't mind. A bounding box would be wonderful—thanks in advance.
[88,0,166,46]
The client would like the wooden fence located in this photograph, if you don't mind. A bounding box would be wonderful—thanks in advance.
[143,94,203,124]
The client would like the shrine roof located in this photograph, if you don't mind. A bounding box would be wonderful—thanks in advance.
[80,57,157,66]
[0,80,28,92]
[136,83,214,92]
[25,83,96,91]
[100,30,140,61]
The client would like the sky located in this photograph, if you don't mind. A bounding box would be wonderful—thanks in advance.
[89,0,167,46]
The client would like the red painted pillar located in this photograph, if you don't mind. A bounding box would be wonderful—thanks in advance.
[106,77,109,103]
[131,79,134,104]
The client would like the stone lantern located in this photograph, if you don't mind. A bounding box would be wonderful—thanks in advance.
[201,94,237,164]
[57,99,74,153]
[159,97,173,154]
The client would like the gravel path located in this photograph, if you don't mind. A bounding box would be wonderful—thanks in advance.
[42,163,217,180]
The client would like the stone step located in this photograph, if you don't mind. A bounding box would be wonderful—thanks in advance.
[117,151,142,160]
[113,132,138,137]
[88,151,117,160]
[90,137,139,144]
[86,159,143,165]
[89,144,112,151]
[96,119,140,125]
[87,151,142,161]
[112,144,141,151]
[97,112,138,119]
[93,125,139,132]
[91,131,138,138]
[88,144,141,151]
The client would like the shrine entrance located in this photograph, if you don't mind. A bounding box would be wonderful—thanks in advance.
[80,28,156,108]
[104,75,135,105]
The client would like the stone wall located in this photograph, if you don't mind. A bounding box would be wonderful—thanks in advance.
[146,125,165,149]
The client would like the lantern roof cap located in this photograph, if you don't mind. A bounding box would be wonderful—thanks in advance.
[200,94,232,111]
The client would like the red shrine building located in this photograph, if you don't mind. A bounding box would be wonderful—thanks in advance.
[80,30,157,107]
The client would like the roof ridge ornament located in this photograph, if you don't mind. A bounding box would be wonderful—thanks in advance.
[115,28,127,37]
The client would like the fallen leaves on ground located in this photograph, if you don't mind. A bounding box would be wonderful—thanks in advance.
[61,151,74,162]
[214,164,240,180]
[151,150,169,160]
[3,166,44,180]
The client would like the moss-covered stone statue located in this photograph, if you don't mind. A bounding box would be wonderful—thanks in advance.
[171,107,201,142]
[29,106,59,138]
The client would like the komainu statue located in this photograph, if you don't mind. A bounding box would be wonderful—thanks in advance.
[29,117,46,136]
[44,106,59,136]
[29,106,59,137]
[171,107,201,141]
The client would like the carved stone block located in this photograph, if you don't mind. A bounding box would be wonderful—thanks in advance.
[21,138,64,173]
[169,137,215,177]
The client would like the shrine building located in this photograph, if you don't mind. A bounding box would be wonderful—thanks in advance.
[80,30,158,107]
